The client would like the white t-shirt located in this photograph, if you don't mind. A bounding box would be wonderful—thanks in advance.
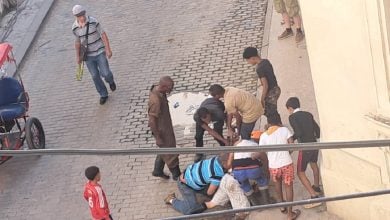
[259,127,293,169]
[234,139,258,159]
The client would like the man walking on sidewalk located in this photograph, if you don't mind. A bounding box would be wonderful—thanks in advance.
[72,5,116,105]
[148,76,181,180]
[273,0,304,43]
[286,97,322,208]
[243,47,281,118]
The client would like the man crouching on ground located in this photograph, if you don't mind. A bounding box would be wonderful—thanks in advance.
[164,154,230,215]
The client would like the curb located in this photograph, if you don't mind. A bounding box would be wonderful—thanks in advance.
[254,0,274,130]
[260,0,273,58]
[12,0,55,76]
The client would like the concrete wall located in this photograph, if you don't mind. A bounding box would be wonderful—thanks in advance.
[299,0,390,219]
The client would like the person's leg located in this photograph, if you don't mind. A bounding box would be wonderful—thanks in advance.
[205,176,230,209]
[297,151,318,197]
[282,12,291,29]
[171,181,205,214]
[194,122,205,162]
[85,56,108,98]
[285,0,304,42]
[248,168,270,204]
[163,154,181,180]
[232,170,252,193]
[213,120,225,146]
[240,122,256,140]
[214,174,250,219]
[152,155,169,179]
[96,52,114,85]
[264,86,281,118]
[310,162,320,188]
[282,164,301,219]
[309,150,320,188]
[270,168,284,202]
[274,177,284,203]
[233,169,260,205]
[293,15,302,29]
[284,182,294,218]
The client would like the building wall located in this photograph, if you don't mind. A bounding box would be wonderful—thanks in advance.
[299,0,390,219]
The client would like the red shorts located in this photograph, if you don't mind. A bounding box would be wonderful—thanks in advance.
[269,163,294,186]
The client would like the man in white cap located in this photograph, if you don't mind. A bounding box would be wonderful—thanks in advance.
[72,5,116,105]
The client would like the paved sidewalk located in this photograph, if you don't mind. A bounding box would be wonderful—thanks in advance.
[0,0,268,219]
[247,2,340,220]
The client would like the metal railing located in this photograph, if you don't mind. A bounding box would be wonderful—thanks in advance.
[0,139,389,156]
[1,139,390,219]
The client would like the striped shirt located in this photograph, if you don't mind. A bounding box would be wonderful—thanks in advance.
[184,157,225,190]
[72,16,105,57]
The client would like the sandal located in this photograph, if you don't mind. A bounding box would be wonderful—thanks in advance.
[303,195,322,209]
[289,209,301,220]
[280,200,287,214]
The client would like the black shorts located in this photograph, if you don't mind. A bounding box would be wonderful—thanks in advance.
[297,150,319,172]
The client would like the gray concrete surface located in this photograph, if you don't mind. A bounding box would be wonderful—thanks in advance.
[0,0,54,75]
[0,0,270,219]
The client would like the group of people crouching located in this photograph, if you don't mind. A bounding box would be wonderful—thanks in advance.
[149,48,322,220]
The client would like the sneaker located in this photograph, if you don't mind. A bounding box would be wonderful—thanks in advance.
[164,193,176,205]
[278,29,293,40]
[296,30,305,43]
[109,82,116,91]
[100,96,108,105]
[152,172,170,180]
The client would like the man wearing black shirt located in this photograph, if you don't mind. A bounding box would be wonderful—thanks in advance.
[243,47,281,118]
[193,98,228,162]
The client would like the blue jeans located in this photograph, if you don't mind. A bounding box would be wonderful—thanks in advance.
[172,180,206,215]
[233,167,269,193]
[85,52,114,98]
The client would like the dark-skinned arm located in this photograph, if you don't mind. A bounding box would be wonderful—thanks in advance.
[201,123,228,145]
[226,113,234,138]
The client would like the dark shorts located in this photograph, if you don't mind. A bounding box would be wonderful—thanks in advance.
[240,122,256,140]
[297,150,319,172]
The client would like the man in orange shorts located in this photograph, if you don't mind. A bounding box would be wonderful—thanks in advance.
[254,113,301,220]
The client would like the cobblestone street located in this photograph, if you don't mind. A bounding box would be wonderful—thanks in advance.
[0,0,268,219]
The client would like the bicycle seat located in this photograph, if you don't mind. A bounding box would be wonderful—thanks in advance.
[0,77,26,121]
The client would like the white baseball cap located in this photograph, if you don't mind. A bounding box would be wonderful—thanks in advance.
[72,5,86,16]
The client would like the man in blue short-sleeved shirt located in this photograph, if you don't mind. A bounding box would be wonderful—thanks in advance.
[164,154,231,215]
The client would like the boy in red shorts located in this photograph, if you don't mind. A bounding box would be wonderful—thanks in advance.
[254,113,301,220]
[84,166,113,220]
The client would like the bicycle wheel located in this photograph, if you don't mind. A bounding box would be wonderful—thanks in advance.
[25,117,45,149]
